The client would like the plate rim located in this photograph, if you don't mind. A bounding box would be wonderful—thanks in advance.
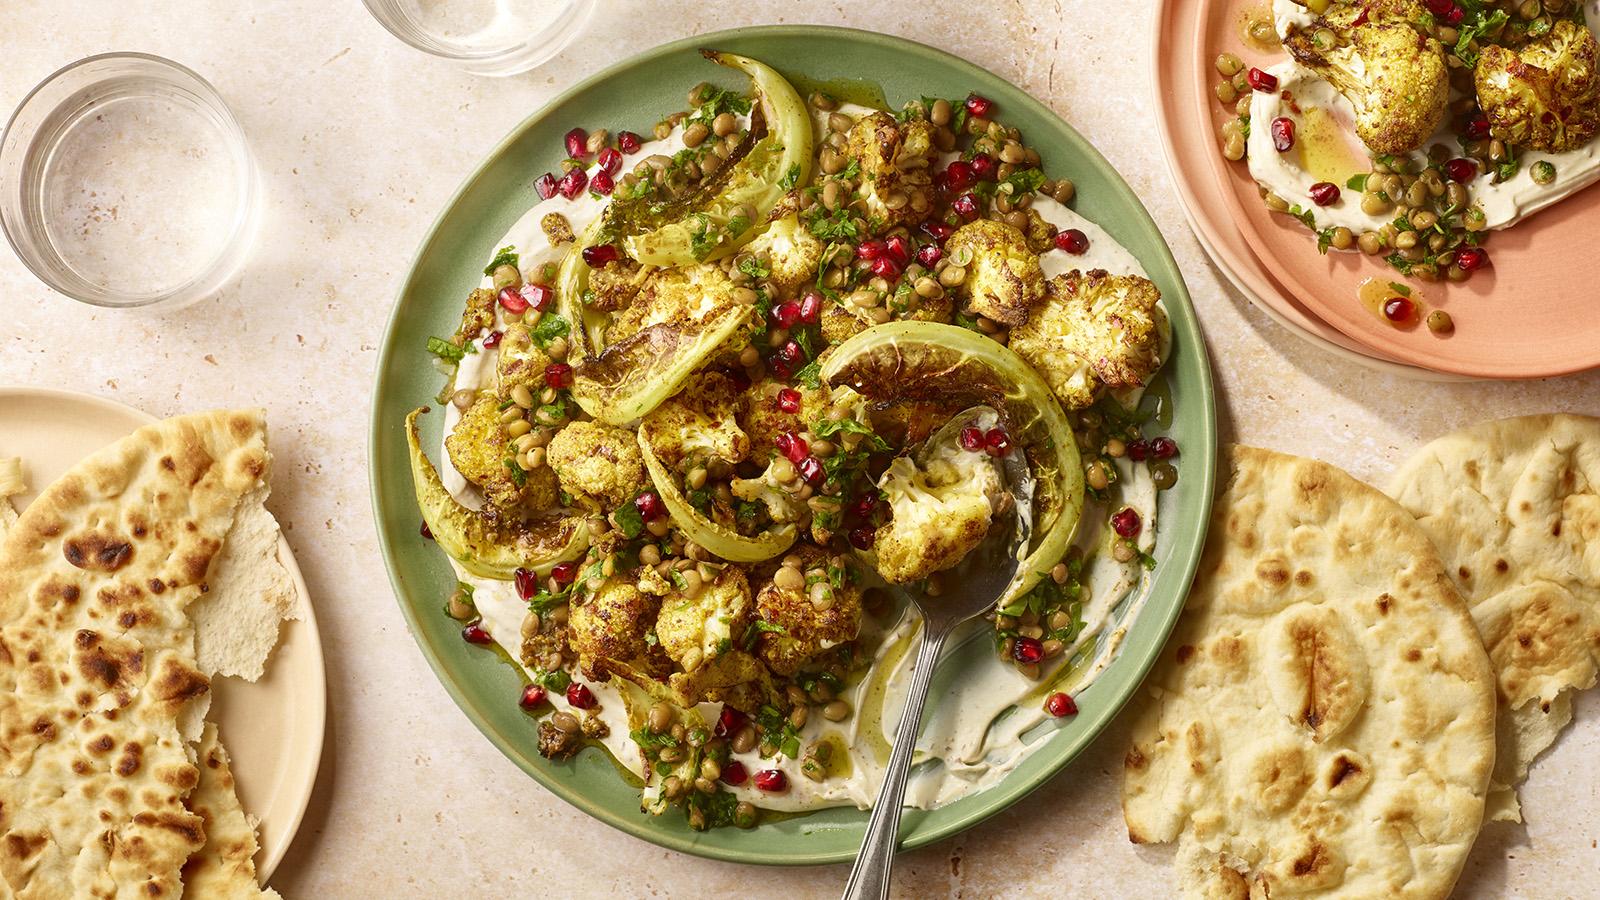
[0,383,327,880]
[1150,0,1600,380]
[367,22,1218,865]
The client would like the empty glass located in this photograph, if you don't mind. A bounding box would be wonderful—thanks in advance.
[363,0,595,76]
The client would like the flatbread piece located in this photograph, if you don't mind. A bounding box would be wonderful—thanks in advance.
[1123,446,1496,899]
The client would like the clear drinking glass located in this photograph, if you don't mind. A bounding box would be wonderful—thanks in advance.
[0,53,260,311]
[362,0,595,76]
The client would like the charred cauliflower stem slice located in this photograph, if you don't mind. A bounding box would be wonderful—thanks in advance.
[1010,270,1164,411]
[1284,9,1450,155]
[945,220,1046,327]
[842,111,938,228]
[546,421,647,511]
[874,427,1005,585]
[1475,19,1600,153]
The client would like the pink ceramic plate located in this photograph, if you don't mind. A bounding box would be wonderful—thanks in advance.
[1156,0,1600,379]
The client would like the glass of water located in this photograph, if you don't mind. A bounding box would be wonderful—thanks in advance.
[0,53,260,311]
[362,0,595,76]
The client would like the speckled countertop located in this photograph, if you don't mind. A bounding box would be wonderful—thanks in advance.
[2,2,1596,897]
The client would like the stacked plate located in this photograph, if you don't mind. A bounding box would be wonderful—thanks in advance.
[1154,0,1600,380]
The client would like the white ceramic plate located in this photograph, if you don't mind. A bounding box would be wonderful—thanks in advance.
[0,385,325,880]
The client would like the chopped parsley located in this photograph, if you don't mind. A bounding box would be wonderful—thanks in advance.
[1453,9,1508,67]
[613,495,646,539]
[794,359,822,390]
[738,256,771,280]
[1345,173,1368,192]
[805,206,860,241]
[810,416,890,452]
[426,336,465,362]
[529,312,571,349]
[1001,167,1047,196]
[779,162,802,190]
[530,668,571,693]
[483,246,519,276]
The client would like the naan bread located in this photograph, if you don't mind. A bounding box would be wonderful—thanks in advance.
[1388,413,1600,822]
[0,410,268,899]
[1123,446,1496,900]
[180,724,279,899]
[0,456,23,535]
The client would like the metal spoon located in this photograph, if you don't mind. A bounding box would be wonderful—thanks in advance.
[840,407,1035,900]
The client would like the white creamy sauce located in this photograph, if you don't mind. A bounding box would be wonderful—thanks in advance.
[436,104,1167,814]
[1249,0,1600,235]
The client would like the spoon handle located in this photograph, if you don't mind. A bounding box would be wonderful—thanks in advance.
[840,623,948,900]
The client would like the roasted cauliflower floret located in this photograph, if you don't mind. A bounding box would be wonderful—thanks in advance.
[453,287,497,345]
[586,257,652,312]
[639,372,751,474]
[495,322,554,394]
[1475,20,1600,153]
[568,580,672,684]
[945,220,1045,327]
[821,302,873,346]
[446,393,560,510]
[744,212,823,297]
[737,381,828,455]
[655,567,753,672]
[546,421,647,511]
[731,459,806,524]
[604,263,740,345]
[1284,17,1448,154]
[753,547,864,676]
[843,111,936,228]
[1010,270,1164,411]
[874,437,1003,584]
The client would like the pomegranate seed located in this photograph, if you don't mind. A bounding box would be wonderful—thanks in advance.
[1464,113,1490,141]
[1149,437,1179,460]
[545,362,574,388]
[969,153,997,182]
[558,167,588,199]
[1383,296,1414,322]
[535,172,559,200]
[483,330,503,348]
[420,521,434,539]
[1423,0,1451,12]
[566,682,597,709]
[1445,5,1463,24]
[1309,182,1340,206]
[1126,439,1150,462]
[770,359,794,380]
[884,235,911,264]
[944,160,976,192]
[959,425,986,451]
[551,561,579,585]
[1270,117,1295,153]
[523,283,553,311]
[462,620,493,645]
[798,457,825,486]
[1054,228,1089,254]
[564,127,589,159]
[780,433,810,464]
[1247,67,1279,92]
[716,706,747,737]
[774,300,801,328]
[964,94,994,118]
[922,221,954,243]
[515,566,538,601]
[582,243,619,267]
[917,244,943,267]
[856,239,886,260]
[1445,158,1477,183]
[931,170,950,193]
[777,389,802,415]
[1111,507,1142,539]
[617,131,643,154]
[520,684,547,709]
[635,490,666,521]
[870,256,902,280]
[596,147,622,175]
[798,291,823,324]
[1012,636,1044,663]
[851,493,878,518]
[953,192,980,220]
[499,286,529,313]
[985,428,1012,457]
[849,526,876,550]
[779,340,804,363]
[753,769,788,793]
[1456,247,1489,271]
[720,760,749,786]
[590,170,615,196]
[1045,692,1078,718]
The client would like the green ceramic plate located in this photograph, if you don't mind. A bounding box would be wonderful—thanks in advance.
[370,25,1216,865]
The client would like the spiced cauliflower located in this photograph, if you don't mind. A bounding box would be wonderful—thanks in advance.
[945,219,1045,327]
[446,393,560,511]
[568,579,671,684]
[753,548,864,676]
[873,433,1004,584]
[546,421,647,511]
[1475,19,1600,153]
[639,371,751,474]
[842,111,937,227]
[1010,270,1164,411]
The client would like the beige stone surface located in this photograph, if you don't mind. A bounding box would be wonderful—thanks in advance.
[1,1,1595,897]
